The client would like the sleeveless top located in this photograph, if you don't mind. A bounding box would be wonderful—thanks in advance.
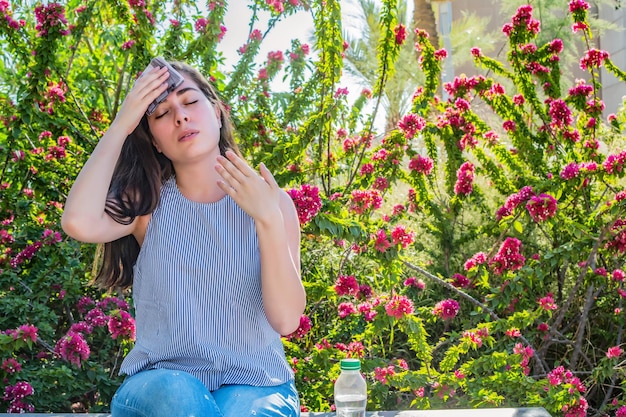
[119,177,294,390]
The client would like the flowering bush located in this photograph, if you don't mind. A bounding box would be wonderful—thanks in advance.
[1,0,626,416]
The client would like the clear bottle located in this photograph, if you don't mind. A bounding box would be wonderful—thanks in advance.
[334,358,367,417]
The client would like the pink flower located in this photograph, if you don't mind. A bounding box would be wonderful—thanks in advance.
[350,189,382,214]
[334,275,360,297]
[394,24,407,45]
[503,120,516,132]
[373,229,392,252]
[489,237,525,275]
[404,276,425,289]
[606,346,623,359]
[433,299,460,320]
[612,269,625,282]
[548,99,572,128]
[358,302,378,321]
[1,358,21,374]
[287,184,322,225]
[560,163,580,180]
[338,302,357,318]
[54,332,90,367]
[3,381,34,403]
[526,193,557,222]
[397,113,426,139]
[454,162,474,196]
[464,252,487,270]
[469,47,482,58]
[580,49,609,70]
[385,295,414,319]
[287,315,312,339]
[569,0,590,12]
[391,226,415,248]
[108,310,136,341]
[539,293,558,311]
[194,17,208,33]
[15,324,38,342]
[408,154,434,175]
[451,273,470,288]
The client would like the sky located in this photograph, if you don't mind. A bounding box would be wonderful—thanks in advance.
[215,1,415,130]
[216,0,415,89]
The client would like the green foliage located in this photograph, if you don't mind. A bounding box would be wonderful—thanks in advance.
[1,1,626,416]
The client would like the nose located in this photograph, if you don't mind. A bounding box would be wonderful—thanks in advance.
[175,109,189,126]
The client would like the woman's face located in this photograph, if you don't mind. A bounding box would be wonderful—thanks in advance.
[146,76,221,165]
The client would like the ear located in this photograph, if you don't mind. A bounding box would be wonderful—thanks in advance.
[152,140,162,153]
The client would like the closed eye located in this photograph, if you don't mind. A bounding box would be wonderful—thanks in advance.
[186,100,198,105]
[154,110,168,119]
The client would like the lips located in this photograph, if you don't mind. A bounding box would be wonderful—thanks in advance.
[178,130,198,142]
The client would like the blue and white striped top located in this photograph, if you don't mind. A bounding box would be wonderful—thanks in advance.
[119,177,294,390]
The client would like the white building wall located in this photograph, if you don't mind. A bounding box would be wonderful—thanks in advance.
[599,3,626,115]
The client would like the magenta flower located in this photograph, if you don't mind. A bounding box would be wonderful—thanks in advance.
[454,162,474,196]
[194,17,208,33]
[408,154,434,175]
[373,229,392,253]
[548,99,572,128]
[34,3,69,37]
[390,225,414,248]
[580,49,610,70]
[286,315,312,339]
[451,273,470,288]
[334,275,359,297]
[489,237,525,275]
[55,332,90,367]
[338,302,357,318]
[397,113,426,139]
[560,162,580,180]
[287,184,322,225]
[526,193,558,222]
[404,276,425,289]
[385,295,414,319]
[433,299,459,320]
[539,293,558,311]
[358,302,377,321]
[16,324,38,342]
[108,310,136,341]
[394,24,407,45]
[1,358,21,374]
[569,0,590,12]
[464,252,487,270]
[349,189,382,214]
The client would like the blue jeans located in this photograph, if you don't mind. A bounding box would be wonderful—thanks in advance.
[110,369,300,417]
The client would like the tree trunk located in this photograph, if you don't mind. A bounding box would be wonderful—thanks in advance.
[412,0,440,49]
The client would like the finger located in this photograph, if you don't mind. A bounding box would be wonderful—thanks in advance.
[259,162,278,188]
[225,150,256,177]
[217,155,249,184]
[216,179,237,195]
[215,162,243,190]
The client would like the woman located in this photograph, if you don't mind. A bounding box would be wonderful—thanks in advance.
[61,61,305,417]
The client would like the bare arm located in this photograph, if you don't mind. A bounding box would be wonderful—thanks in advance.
[62,66,170,243]
[215,151,306,335]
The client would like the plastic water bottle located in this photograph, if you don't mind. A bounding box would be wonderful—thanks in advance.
[334,358,367,417]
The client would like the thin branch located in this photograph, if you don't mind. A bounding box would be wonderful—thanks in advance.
[402,258,547,374]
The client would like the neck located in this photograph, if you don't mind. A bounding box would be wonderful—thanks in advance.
[174,158,226,203]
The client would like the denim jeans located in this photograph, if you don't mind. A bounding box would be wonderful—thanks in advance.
[110,369,300,417]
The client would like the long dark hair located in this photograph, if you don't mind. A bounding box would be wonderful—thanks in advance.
[94,62,241,292]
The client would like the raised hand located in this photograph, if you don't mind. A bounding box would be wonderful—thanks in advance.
[215,150,282,224]
[113,65,170,135]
